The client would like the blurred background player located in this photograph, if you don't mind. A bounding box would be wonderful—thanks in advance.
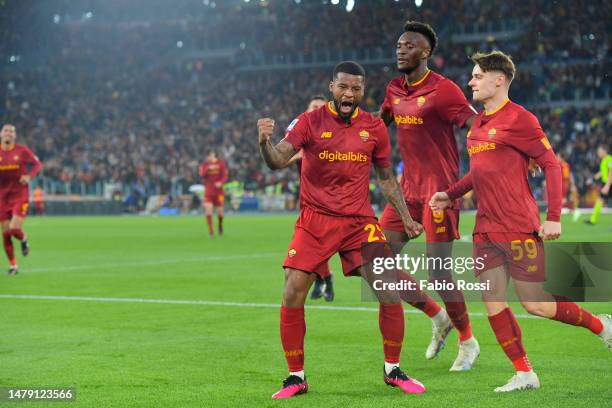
[33,186,45,216]
[557,152,577,210]
[258,61,426,399]
[378,21,479,370]
[431,50,611,393]
[282,95,335,302]
[0,124,42,275]
[585,145,611,226]
[199,150,228,237]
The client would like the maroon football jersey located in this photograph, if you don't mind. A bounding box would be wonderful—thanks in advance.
[382,70,476,202]
[466,100,556,233]
[0,144,42,190]
[283,102,391,217]
[199,159,228,190]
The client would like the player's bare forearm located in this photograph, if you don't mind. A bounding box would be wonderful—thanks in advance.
[279,151,302,169]
[375,166,413,223]
[259,140,295,170]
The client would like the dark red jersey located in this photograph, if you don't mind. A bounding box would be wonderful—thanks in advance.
[283,102,391,217]
[381,70,476,202]
[199,159,228,190]
[0,144,42,190]
[454,100,560,233]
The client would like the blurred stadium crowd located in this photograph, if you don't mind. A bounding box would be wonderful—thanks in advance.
[1,0,610,210]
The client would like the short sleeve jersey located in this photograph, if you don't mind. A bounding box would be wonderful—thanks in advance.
[381,70,477,202]
[283,102,392,217]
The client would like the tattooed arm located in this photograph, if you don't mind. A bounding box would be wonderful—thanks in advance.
[375,165,423,238]
[257,118,296,170]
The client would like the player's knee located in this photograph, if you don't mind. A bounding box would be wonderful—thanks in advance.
[521,301,547,317]
[282,284,306,306]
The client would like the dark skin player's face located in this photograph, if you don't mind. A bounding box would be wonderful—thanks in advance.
[396,32,430,74]
[329,72,364,118]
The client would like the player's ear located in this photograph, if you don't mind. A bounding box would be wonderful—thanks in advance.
[329,80,334,92]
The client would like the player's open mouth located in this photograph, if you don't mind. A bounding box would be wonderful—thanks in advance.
[340,101,353,113]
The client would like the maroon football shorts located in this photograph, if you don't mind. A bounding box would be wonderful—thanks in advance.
[0,188,29,221]
[283,206,387,279]
[380,199,459,242]
[204,187,224,207]
[472,232,545,282]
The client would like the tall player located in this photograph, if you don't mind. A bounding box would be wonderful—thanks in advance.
[430,51,611,392]
[199,150,227,237]
[378,21,479,370]
[258,61,426,398]
[0,124,42,275]
[281,95,335,302]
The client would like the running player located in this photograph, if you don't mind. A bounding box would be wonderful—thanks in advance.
[430,50,611,392]
[378,21,479,369]
[0,124,42,275]
[585,145,611,225]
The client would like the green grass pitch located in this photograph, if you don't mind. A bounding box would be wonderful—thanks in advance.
[0,213,610,407]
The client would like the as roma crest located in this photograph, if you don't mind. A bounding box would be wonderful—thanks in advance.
[359,130,369,142]
[487,128,497,139]
[417,96,426,107]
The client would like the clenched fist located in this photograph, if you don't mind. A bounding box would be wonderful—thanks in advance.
[257,118,275,145]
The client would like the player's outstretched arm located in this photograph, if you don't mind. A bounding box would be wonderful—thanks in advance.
[375,165,423,238]
[257,118,296,170]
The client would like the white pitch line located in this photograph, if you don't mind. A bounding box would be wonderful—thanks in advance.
[25,252,284,273]
[0,294,542,319]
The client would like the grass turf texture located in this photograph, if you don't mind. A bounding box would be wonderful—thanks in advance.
[0,213,610,407]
